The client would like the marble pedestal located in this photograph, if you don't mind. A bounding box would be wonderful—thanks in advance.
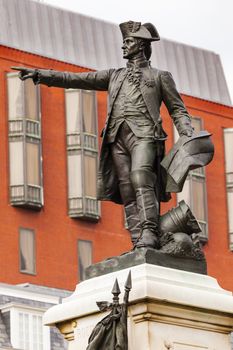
[43,264,233,349]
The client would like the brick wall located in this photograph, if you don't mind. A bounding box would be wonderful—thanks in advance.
[0,45,233,292]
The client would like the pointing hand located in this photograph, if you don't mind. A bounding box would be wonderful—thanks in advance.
[11,66,38,81]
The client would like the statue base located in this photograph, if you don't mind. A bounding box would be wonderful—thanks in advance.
[44,264,233,350]
[85,247,207,279]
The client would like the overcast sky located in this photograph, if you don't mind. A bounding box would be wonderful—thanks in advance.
[44,0,233,102]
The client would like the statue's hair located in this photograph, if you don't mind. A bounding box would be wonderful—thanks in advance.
[143,42,152,60]
[137,38,152,60]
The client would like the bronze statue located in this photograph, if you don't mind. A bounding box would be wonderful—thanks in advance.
[12,21,213,251]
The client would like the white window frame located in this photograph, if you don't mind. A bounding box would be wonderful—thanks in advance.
[19,227,36,275]
[223,128,233,250]
[65,89,100,221]
[174,117,208,242]
[1,303,50,350]
[7,73,43,209]
[78,239,93,281]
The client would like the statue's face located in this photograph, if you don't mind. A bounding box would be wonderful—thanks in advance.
[121,37,141,59]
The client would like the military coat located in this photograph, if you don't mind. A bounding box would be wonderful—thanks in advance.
[35,66,193,204]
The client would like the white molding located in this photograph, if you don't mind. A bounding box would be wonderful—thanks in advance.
[224,128,233,133]
[0,284,62,304]
[0,302,48,313]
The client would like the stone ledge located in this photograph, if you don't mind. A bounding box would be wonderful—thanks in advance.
[85,248,207,279]
[43,264,233,328]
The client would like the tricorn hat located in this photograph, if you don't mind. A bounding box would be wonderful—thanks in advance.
[161,131,214,193]
[119,21,160,41]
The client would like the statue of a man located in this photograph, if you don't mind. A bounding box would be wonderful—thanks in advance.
[13,21,194,249]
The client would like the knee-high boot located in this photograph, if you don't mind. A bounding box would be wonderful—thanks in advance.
[124,201,141,245]
[119,182,141,246]
[130,169,160,249]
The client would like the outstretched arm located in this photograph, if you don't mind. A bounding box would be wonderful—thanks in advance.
[11,66,113,91]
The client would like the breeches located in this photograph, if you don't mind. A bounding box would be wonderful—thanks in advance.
[110,122,159,203]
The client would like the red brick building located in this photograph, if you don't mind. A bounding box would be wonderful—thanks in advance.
[0,0,232,295]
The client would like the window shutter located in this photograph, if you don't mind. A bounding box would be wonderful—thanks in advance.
[7,73,43,209]
[174,117,208,242]
[223,128,233,250]
[65,89,100,221]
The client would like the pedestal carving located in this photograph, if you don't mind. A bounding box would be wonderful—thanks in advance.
[56,319,77,342]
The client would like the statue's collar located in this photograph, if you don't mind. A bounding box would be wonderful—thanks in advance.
[126,59,150,69]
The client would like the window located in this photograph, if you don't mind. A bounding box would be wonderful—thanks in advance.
[19,228,36,274]
[78,240,92,281]
[65,89,99,221]
[175,117,208,242]
[1,305,50,350]
[7,73,43,209]
[223,128,233,250]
